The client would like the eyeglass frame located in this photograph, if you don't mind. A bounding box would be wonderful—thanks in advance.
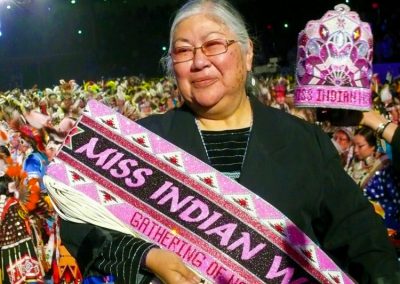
[170,39,238,63]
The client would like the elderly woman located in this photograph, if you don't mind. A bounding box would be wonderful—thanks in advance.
[60,0,400,283]
[332,127,354,169]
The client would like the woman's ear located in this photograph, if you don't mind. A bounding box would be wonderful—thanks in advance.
[246,40,254,72]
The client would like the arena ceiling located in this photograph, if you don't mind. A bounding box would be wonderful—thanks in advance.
[0,0,396,89]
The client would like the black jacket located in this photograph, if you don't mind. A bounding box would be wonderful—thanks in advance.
[139,96,400,283]
[61,96,400,283]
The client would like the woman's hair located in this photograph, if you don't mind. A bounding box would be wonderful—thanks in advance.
[0,145,10,157]
[0,175,13,195]
[162,0,250,77]
[355,126,377,148]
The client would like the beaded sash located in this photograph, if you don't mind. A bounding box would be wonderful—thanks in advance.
[46,100,353,284]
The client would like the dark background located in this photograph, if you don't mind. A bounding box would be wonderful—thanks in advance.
[0,0,398,90]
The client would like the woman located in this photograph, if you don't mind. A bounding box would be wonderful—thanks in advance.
[332,127,354,169]
[347,127,400,236]
[0,146,45,284]
[60,0,400,283]
[361,110,400,174]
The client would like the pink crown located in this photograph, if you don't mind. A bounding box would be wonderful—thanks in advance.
[294,4,373,110]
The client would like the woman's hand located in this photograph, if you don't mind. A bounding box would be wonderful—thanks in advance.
[145,248,202,284]
[360,110,387,129]
[361,111,397,143]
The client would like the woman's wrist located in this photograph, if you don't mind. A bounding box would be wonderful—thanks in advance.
[140,246,158,270]
[375,121,391,138]
[361,111,386,129]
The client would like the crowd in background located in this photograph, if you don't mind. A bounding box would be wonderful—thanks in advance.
[1,71,400,171]
[1,71,400,283]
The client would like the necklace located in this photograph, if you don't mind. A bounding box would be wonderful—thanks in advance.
[194,97,253,174]
[194,116,253,174]
[348,154,378,187]
[195,118,212,163]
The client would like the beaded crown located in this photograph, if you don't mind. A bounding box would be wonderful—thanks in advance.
[294,4,373,110]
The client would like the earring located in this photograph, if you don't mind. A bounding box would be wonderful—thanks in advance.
[246,71,259,97]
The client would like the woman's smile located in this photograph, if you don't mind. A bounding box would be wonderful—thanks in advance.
[192,77,218,88]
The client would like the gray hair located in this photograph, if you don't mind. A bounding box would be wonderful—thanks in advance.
[161,0,250,77]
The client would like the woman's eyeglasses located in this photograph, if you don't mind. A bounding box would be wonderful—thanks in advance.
[171,39,237,63]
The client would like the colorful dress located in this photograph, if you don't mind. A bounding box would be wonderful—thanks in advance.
[347,153,400,234]
[0,195,44,284]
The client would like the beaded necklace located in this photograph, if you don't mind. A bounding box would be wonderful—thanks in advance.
[195,109,253,179]
[195,121,252,159]
[348,154,380,187]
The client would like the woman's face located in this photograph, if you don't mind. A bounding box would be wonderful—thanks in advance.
[353,134,375,160]
[172,14,253,116]
[333,130,351,152]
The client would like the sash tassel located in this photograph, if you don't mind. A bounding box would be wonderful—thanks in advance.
[43,176,136,237]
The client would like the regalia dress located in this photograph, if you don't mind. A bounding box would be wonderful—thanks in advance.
[1,191,44,283]
[347,153,400,235]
